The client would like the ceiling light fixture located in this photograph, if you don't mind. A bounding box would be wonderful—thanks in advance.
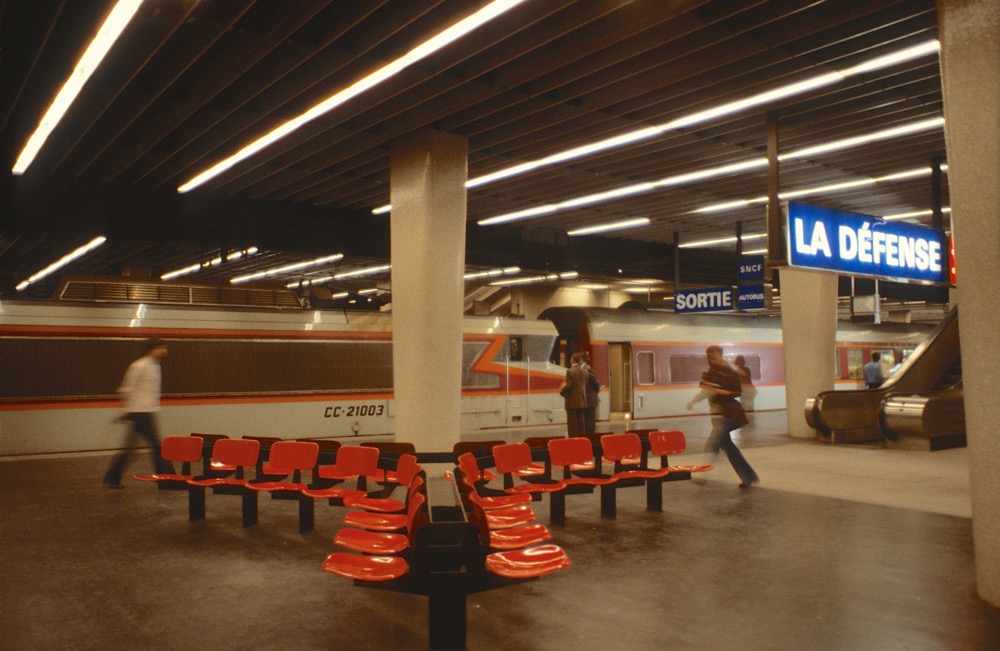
[567,217,651,236]
[463,40,940,191]
[695,165,937,214]
[161,246,259,281]
[15,236,107,291]
[678,233,767,249]
[178,0,526,194]
[478,115,943,226]
[883,207,952,221]
[464,266,521,280]
[231,253,344,285]
[12,0,144,175]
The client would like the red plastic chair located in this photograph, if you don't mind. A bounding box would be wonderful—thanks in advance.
[245,441,319,532]
[600,433,674,518]
[133,435,204,483]
[321,553,408,582]
[648,430,714,475]
[547,436,618,525]
[492,442,565,496]
[334,492,426,554]
[454,454,533,511]
[485,523,553,551]
[306,445,380,502]
[485,544,572,579]
[482,504,537,530]
[600,434,671,481]
[343,474,424,513]
[186,438,260,525]
[317,445,379,482]
[645,430,713,511]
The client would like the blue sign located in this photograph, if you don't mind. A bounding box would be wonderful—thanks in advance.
[675,287,733,313]
[786,202,948,284]
[738,255,765,283]
[738,284,766,310]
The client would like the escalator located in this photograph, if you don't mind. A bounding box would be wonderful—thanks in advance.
[806,306,964,447]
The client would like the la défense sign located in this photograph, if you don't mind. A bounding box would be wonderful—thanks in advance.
[786,202,948,284]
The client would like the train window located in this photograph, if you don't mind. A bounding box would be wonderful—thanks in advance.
[725,354,761,381]
[636,351,656,385]
[669,355,707,384]
[847,348,864,379]
[508,337,523,362]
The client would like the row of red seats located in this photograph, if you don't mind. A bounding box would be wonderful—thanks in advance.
[476,431,712,524]
[133,436,419,533]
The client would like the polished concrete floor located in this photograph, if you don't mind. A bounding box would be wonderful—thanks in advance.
[2,412,999,650]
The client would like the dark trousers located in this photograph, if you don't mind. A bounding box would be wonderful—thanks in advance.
[105,413,173,484]
[705,416,758,486]
[584,406,597,435]
[566,408,587,437]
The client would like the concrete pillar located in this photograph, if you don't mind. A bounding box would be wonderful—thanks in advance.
[937,0,1000,607]
[779,267,838,438]
[389,131,468,452]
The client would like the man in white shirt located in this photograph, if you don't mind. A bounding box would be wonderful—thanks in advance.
[103,340,173,488]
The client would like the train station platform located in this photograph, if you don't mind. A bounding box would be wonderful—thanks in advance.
[2,412,998,650]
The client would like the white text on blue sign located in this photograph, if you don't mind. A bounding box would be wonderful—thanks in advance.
[675,287,733,313]
[786,202,947,283]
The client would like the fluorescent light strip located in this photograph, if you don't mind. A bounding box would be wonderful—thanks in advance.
[464,266,521,280]
[678,233,767,249]
[463,40,940,191]
[161,247,259,281]
[178,0,526,194]
[695,165,936,214]
[742,248,767,255]
[15,236,107,291]
[12,0,144,175]
[490,271,577,286]
[479,115,944,226]
[883,206,951,221]
[779,117,944,160]
[231,253,344,285]
[285,263,393,288]
[567,217,650,236]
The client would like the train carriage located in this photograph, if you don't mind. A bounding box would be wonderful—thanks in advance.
[0,301,565,455]
[1,301,931,456]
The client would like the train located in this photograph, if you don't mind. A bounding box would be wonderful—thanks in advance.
[0,300,931,456]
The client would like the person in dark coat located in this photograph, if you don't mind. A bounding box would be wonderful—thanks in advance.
[701,345,758,488]
[563,353,589,436]
[581,352,601,434]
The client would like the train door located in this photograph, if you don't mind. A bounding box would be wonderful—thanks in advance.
[608,343,633,417]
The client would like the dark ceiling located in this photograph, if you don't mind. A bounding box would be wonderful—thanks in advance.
[0,0,948,303]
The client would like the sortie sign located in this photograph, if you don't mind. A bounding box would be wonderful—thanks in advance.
[786,202,948,284]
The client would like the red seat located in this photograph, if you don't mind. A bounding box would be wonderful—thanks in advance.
[186,438,260,525]
[453,454,533,511]
[486,523,553,551]
[648,430,714,475]
[245,441,320,532]
[600,433,675,518]
[321,553,408,582]
[493,442,565,496]
[548,438,617,487]
[482,504,537,530]
[334,492,426,554]
[133,435,204,483]
[317,445,380,482]
[343,474,424,513]
[600,434,672,481]
[547,436,618,525]
[645,430,713,512]
[361,442,417,483]
[485,544,572,579]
